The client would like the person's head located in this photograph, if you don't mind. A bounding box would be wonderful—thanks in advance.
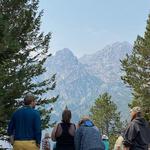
[44,133,50,139]
[78,115,90,127]
[130,106,141,121]
[62,109,72,123]
[24,94,36,108]
[102,134,109,141]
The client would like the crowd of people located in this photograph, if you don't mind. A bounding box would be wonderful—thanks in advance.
[7,95,150,150]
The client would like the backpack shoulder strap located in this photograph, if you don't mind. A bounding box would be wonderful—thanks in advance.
[73,123,76,130]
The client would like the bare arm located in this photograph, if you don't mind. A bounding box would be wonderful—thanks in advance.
[51,124,62,141]
[51,125,57,141]
[69,124,76,136]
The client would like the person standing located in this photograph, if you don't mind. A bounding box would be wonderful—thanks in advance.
[102,135,109,150]
[42,133,51,150]
[74,116,105,150]
[114,133,124,150]
[123,106,150,150]
[51,109,76,150]
[7,95,41,150]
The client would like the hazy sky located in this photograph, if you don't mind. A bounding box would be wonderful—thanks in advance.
[39,0,150,57]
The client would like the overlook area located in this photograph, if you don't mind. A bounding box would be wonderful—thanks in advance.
[0,0,150,149]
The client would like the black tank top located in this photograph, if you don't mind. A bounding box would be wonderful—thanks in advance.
[56,123,75,150]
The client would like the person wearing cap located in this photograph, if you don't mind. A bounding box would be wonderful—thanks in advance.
[123,106,150,150]
[74,116,105,150]
[42,133,51,150]
[102,135,109,150]
[7,94,41,150]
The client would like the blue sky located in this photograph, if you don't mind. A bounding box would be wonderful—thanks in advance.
[39,0,150,57]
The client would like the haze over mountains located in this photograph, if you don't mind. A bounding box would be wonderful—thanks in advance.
[45,42,133,122]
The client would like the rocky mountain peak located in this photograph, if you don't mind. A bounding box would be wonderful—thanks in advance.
[55,48,75,57]
[45,42,132,121]
[96,41,132,57]
[53,48,79,66]
[79,42,133,83]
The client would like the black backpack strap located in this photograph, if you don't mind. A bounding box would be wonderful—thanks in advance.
[73,123,76,130]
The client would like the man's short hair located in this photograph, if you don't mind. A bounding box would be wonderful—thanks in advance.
[24,94,35,105]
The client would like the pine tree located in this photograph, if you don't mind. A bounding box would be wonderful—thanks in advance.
[121,15,150,121]
[90,92,122,149]
[90,92,122,135]
[0,12,19,62]
[0,0,57,136]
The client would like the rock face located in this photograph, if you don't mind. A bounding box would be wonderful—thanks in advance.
[45,42,133,122]
[80,42,132,83]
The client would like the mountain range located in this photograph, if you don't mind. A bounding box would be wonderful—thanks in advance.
[45,42,133,122]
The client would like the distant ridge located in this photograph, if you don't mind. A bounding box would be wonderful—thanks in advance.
[45,42,133,122]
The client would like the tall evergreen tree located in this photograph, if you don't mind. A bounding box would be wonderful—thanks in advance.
[0,0,57,136]
[121,15,150,121]
[90,92,122,149]
[90,93,122,135]
[0,12,19,62]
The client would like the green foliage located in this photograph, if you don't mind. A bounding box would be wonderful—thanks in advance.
[90,92,122,148]
[0,0,57,136]
[0,13,19,62]
[121,14,150,121]
[109,134,118,150]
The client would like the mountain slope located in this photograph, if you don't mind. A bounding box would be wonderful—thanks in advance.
[45,48,103,122]
[80,42,132,83]
[45,42,133,122]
